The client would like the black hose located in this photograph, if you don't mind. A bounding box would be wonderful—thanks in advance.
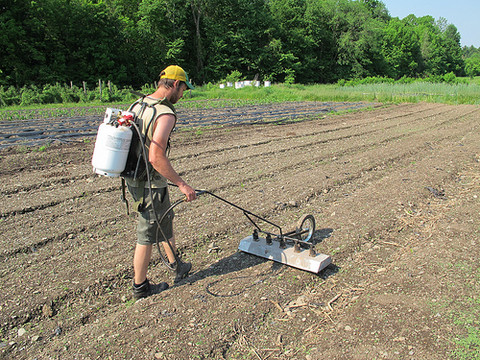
[130,120,182,270]
[130,108,284,269]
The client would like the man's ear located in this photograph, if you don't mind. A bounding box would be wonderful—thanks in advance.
[175,80,187,91]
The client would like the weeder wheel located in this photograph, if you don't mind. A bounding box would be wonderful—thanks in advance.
[296,214,315,242]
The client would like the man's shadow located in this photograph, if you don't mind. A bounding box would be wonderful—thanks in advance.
[312,227,334,244]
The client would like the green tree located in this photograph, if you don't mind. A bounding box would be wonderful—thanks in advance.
[134,0,189,84]
[0,0,44,86]
[327,0,388,79]
[0,0,472,88]
[0,0,124,86]
[268,0,339,83]
[401,15,464,77]
[381,17,421,78]
[442,22,464,75]
[259,0,305,82]
[60,1,124,84]
[465,56,480,77]
[184,0,273,83]
[404,15,442,75]
[302,0,337,83]
[463,45,480,59]
[361,0,390,21]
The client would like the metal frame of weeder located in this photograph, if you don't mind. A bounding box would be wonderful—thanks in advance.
[158,188,331,274]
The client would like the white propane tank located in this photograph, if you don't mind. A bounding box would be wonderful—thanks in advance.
[91,120,132,177]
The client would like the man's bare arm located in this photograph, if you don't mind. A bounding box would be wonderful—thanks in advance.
[149,114,196,201]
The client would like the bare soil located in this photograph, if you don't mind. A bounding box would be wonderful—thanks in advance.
[1,102,479,359]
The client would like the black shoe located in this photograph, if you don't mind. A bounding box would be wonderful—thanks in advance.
[133,279,169,300]
[173,260,192,283]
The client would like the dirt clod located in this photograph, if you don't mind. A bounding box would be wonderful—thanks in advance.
[1,102,479,359]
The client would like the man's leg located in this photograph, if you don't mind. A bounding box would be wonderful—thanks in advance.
[162,234,192,283]
[132,243,168,299]
[163,235,177,264]
[133,243,152,285]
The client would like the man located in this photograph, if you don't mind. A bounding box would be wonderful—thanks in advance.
[126,65,197,299]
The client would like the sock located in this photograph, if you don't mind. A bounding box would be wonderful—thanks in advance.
[133,279,148,288]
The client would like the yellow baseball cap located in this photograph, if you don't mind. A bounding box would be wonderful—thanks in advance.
[160,65,195,89]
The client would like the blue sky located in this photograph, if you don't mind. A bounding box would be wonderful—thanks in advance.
[381,0,479,47]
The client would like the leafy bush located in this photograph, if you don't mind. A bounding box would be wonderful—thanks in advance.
[203,82,218,90]
[339,76,395,87]
[284,69,295,85]
[20,85,44,106]
[397,76,415,84]
[0,81,147,107]
[422,73,467,85]
[0,86,21,106]
[225,71,243,83]
[443,72,457,84]
[140,83,156,96]
[336,74,468,87]
[41,84,63,104]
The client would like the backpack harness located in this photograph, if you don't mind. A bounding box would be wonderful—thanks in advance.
[120,96,176,215]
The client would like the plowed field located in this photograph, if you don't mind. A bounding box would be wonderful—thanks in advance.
[1,102,479,359]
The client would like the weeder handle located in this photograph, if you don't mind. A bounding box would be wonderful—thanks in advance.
[168,184,284,236]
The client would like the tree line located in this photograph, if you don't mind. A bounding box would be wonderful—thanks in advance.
[1,0,478,89]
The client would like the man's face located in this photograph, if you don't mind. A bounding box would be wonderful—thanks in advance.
[170,81,187,104]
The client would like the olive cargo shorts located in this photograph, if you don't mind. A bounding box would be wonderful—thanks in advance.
[127,185,174,245]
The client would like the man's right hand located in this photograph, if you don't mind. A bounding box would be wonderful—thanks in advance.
[178,183,197,202]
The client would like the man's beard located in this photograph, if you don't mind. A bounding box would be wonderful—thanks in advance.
[170,86,182,104]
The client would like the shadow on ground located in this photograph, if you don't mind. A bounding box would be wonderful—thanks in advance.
[172,227,339,297]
